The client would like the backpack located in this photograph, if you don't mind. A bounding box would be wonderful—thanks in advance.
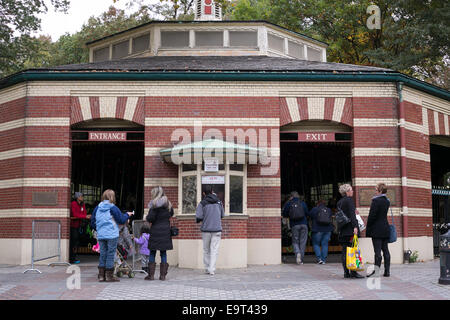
[288,200,305,220]
[316,206,332,225]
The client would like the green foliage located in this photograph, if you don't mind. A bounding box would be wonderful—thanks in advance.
[409,250,419,263]
[0,0,69,76]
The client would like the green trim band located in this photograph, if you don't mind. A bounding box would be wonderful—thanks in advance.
[1,71,449,101]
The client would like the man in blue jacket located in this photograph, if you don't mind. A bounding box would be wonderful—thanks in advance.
[282,191,309,265]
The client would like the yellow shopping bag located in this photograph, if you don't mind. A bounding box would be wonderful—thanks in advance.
[346,235,365,271]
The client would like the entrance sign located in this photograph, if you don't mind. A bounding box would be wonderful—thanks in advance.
[88,132,127,141]
[204,158,219,172]
[298,132,335,142]
[202,175,225,184]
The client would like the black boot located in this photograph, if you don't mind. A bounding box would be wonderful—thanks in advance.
[145,262,156,280]
[350,271,364,279]
[384,256,390,277]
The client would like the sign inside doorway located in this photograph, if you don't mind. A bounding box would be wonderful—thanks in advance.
[202,175,225,184]
[298,132,335,142]
[88,132,127,141]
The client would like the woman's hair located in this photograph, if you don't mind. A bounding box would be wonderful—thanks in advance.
[376,183,388,194]
[101,189,116,204]
[339,184,352,197]
[149,186,172,211]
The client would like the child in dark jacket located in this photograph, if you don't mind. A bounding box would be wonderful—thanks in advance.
[134,224,151,273]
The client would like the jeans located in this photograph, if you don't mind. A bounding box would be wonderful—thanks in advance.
[312,231,331,262]
[69,227,80,262]
[98,237,119,269]
[202,232,221,273]
[149,250,167,264]
[291,224,308,260]
[372,238,390,272]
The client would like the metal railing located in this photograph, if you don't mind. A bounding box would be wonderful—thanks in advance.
[131,219,148,275]
[24,220,70,274]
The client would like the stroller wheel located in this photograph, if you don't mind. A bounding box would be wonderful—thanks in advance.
[117,271,123,278]
[128,272,135,278]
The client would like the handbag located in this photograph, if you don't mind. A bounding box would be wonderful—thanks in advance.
[388,208,397,243]
[346,235,365,271]
[336,206,351,229]
[170,218,179,237]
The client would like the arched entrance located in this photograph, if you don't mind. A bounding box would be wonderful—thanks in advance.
[280,120,353,262]
[70,118,145,254]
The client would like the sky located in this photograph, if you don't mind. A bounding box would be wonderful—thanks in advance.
[35,0,159,41]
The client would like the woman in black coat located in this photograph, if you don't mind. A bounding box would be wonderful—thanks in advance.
[144,186,174,281]
[337,184,363,279]
[366,183,391,277]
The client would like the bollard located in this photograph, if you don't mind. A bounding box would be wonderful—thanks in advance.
[438,223,450,285]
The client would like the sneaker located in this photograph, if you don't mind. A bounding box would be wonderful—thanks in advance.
[318,260,325,265]
[296,253,301,265]
[73,260,80,264]
[209,271,215,275]
[316,260,323,264]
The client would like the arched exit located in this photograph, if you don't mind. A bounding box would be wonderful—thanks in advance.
[280,120,352,261]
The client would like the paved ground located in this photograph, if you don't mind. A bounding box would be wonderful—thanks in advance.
[0,255,448,300]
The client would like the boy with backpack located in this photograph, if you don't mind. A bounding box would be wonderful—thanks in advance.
[282,191,309,265]
[308,199,334,264]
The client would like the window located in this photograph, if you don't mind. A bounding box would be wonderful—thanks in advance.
[112,40,129,59]
[268,34,284,53]
[229,31,258,47]
[161,31,189,48]
[195,31,223,47]
[178,163,247,215]
[307,46,322,61]
[132,34,150,54]
[288,41,304,59]
[93,46,109,62]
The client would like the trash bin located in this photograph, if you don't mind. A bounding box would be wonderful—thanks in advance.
[438,224,450,285]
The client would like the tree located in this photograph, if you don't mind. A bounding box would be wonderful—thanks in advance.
[229,0,450,89]
[0,0,69,76]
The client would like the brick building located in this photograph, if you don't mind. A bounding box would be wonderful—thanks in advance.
[0,1,449,267]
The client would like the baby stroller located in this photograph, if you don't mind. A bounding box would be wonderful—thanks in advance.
[114,246,135,278]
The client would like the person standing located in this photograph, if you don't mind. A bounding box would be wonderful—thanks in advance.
[282,191,309,265]
[70,192,90,264]
[90,189,133,282]
[145,186,174,281]
[337,184,364,279]
[308,199,334,264]
[196,185,224,275]
[366,183,391,278]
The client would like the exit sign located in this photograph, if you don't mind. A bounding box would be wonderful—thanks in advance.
[298,132,335,142]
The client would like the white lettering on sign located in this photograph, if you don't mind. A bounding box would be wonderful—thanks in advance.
[89,132,127,141]
[299,132,335,142]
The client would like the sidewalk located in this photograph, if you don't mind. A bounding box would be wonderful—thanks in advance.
[0,258,448,300]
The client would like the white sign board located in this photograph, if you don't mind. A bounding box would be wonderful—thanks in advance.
[204,158,219,172]
[201,175,225,185]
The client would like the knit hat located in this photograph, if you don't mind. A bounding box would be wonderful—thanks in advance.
[74,192,83,200]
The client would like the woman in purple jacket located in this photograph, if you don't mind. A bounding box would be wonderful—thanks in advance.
[134,224,151,273]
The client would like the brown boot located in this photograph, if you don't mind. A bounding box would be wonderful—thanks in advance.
[105,268,120,282]
[98,267,106,282]
[159,263,169,281]
[144,262,156,280]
